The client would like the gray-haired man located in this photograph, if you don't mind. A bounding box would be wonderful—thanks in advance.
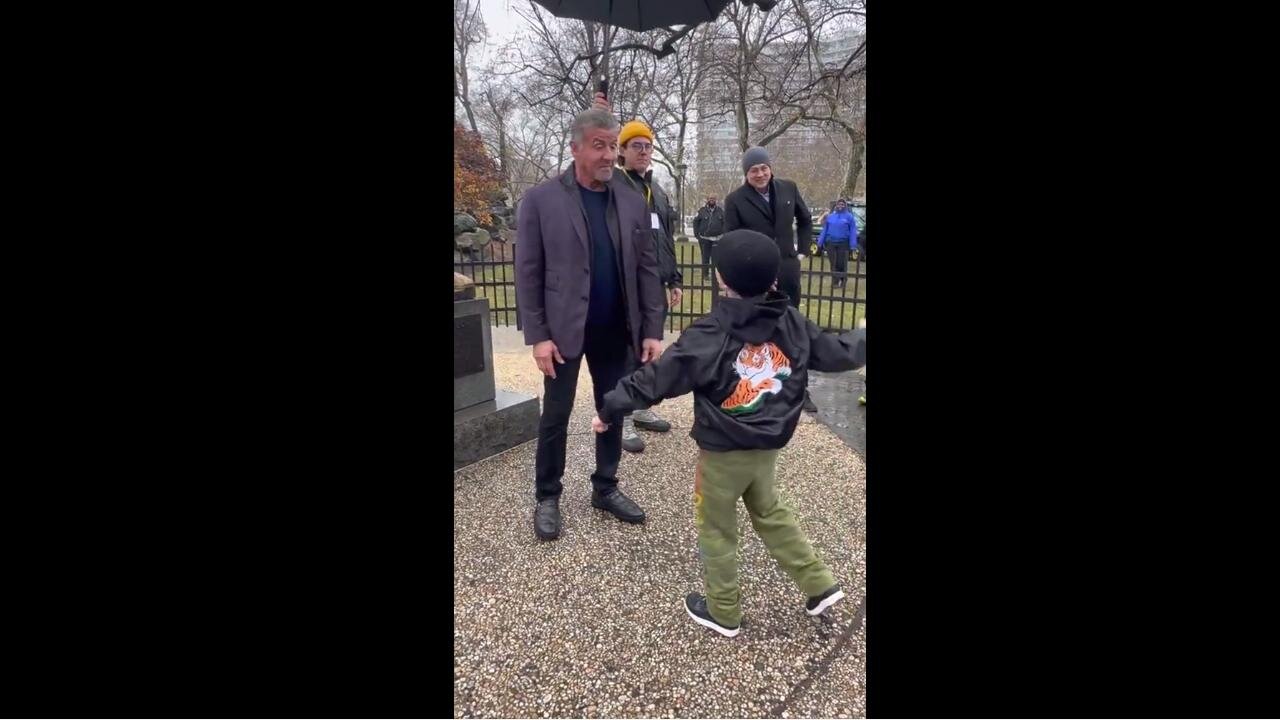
[515,107,667,541]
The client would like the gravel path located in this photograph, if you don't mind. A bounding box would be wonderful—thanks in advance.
[455,332,866,718]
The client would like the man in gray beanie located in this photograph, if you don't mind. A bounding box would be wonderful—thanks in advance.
[722,145,820,412]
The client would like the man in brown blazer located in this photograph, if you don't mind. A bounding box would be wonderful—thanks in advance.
[515,107,667,541]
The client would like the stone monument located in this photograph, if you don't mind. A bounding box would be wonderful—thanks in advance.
[454,276,540,470]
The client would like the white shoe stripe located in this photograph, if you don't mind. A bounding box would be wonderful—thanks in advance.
[685,601,740,637]
[807,589,846,616]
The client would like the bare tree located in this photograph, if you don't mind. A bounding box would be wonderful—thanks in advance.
[704,1,801,152]
[684,0,865,199]
[764,0,866,198]
[474,68,572,202]
[795,75,866,199]
[701,0,865,151]
[462,0,865,208]
[454,0,487,134]
[478,4,654,194]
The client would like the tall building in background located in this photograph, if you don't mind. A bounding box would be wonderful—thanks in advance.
[693,28,864,206]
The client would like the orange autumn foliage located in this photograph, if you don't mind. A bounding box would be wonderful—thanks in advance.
[454,122,503,226]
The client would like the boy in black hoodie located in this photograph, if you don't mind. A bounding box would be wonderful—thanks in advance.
[592,229,866,637]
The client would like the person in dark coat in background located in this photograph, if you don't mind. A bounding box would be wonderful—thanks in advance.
[723,146,820,413]
[694,195,726,269]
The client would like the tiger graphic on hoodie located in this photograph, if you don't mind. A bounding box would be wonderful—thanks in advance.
[719,342,792,415]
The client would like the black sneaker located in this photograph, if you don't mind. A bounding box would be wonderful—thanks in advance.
[632,408,672,432]
[805,586,845,616]
[621,415,645,453]
[685,593,740,638]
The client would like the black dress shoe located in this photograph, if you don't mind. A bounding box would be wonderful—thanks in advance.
[802,391,818,413]
[534,496,561,540]
[591,488,645,524]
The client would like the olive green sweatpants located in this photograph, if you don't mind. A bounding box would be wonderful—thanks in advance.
[694,448,836,627]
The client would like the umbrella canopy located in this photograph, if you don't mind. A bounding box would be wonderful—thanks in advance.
[531,0,772,32]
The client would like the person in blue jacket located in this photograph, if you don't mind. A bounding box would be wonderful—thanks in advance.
[816,198,858,289]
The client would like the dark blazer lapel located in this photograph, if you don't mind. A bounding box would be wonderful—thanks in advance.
[559,165,591,256]
[606,185,624,260]
[774,181,791,237]
[745,186,774,223]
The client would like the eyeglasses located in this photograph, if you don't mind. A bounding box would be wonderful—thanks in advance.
[627,142,654,153]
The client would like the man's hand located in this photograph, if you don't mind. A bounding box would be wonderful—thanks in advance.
[592,92,611,112]
[797,253,807,259]
[532,339,566,379]
[640,338,663,364]
[668,287,683,308]
[592,415,610,433]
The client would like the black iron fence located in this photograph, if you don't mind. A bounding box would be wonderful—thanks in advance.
[454,241,865,333]
[454,245,521,328]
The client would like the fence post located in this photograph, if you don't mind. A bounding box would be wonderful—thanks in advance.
[710,253,720,310]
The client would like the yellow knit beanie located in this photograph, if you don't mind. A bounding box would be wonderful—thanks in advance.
[618,120,655,147]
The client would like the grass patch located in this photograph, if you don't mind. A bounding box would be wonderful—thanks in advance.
[455,241,866,332]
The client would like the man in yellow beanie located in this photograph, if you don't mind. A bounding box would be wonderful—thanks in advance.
[612,117,683,453]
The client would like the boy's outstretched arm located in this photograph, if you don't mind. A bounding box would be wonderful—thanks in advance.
[596,332,707,430]
[808,323,866,373]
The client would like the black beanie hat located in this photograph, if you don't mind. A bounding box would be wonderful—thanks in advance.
[716,229,779,297]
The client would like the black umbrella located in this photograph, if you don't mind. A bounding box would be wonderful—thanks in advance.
[531,0,777,33]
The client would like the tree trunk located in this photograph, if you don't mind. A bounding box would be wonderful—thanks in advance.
[454,71,480,134]
[736,95,750,151]
[583,21,612,108]
[462,97,479,134]
[844,128,863,198]
[497,125,508,178]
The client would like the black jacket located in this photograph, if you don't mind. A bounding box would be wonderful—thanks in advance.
[723,178,813,260]
[613,168,682,289]
[601,291,865,452]
[693,204,726,238]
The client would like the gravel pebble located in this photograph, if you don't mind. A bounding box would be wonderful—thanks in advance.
[456,331,866,718]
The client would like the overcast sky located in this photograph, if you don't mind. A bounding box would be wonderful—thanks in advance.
[477,0,523,63]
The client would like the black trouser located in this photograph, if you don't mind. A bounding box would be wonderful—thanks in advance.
[535,324,634,501]
[777,256,802,309]
[698,236,715,269]
[828,243,850,285]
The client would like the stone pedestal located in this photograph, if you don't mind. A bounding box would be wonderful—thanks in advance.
[454,298,539,470]
[454,389,541,470]
[454,298,496,413]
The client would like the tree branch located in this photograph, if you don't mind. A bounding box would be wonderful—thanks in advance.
[753,111,804,147]
[573,23,695,62]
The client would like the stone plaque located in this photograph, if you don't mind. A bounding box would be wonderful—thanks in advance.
[454,314,486,378]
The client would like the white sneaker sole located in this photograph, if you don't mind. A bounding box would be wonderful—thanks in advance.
[685,602,740,637]
[806,589,845,616]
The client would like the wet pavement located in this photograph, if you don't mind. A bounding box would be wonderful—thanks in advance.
[808,369,866,458]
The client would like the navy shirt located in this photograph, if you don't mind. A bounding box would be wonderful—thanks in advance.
[580,186,623,328]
